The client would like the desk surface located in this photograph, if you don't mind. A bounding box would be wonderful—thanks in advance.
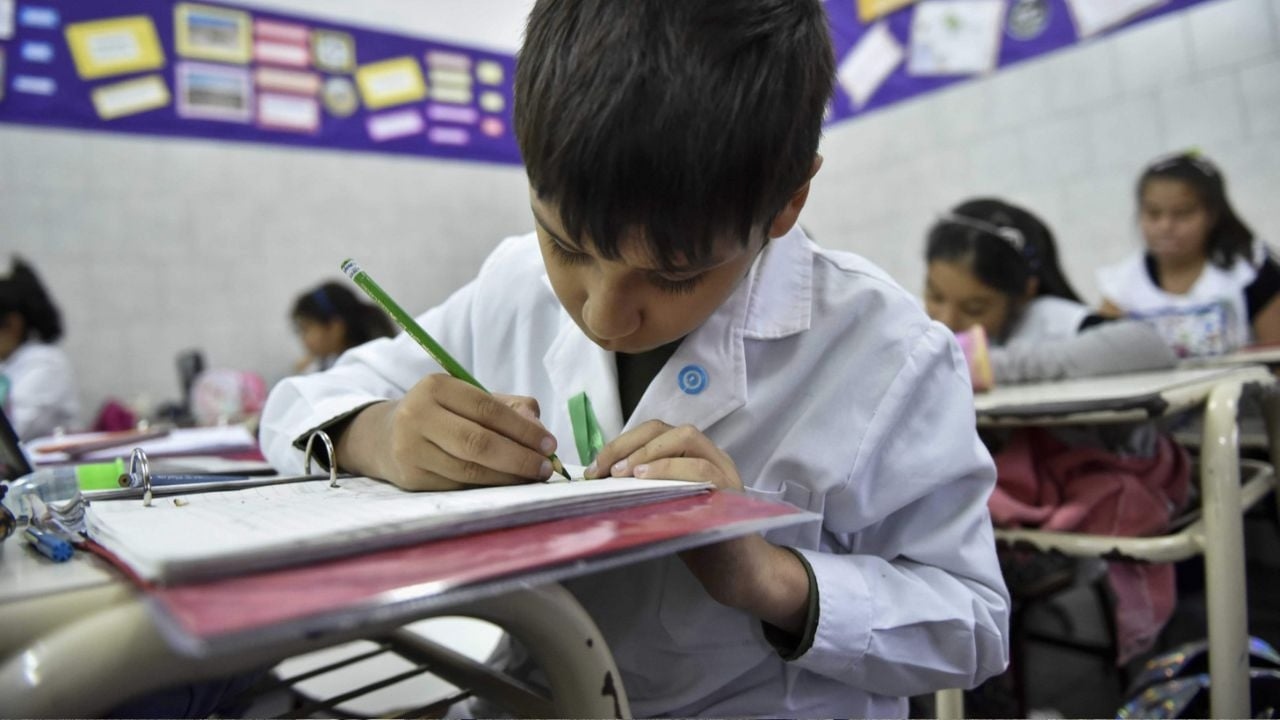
[1181,344,1280,369]
[974,365,1274,425]
[149,491,807,656]
[2,490,809,661]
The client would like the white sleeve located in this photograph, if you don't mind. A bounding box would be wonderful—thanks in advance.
[990,319,1178,383]
[788,325,1010,695]
[6,353,78,440]
[259,277,483,474]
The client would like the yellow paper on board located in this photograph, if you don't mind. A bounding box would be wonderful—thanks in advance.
[174,2,251,65]
[65,16,165,80]
[856,0,920,22]
[356,56,427,110]
[91,74,170,120]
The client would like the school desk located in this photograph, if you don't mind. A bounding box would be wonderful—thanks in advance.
[1182,344,1280,369]
[0,490,809,718]
[975,364,1279,719]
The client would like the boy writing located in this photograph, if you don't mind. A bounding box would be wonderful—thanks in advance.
[260,1,1009,715]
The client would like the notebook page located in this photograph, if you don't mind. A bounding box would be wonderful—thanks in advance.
[86,475,707,581]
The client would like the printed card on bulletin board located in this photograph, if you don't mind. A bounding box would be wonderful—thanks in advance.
[837,22,903,107]
[92,73,170,120]
[857,0,920,22]
[64,15,164,80]
[177,61,251,122]
[907,0,1005,76]
[175,2,251,65]
[356,56,427,110]
[1065,0,1167,37]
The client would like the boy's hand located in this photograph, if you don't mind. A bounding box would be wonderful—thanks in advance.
[583,419,743,492]
[585,421,808,633]
[339,374,557,491]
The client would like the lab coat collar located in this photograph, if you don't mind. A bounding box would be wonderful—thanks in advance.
[743,225,814,340]
[540,226,815,443]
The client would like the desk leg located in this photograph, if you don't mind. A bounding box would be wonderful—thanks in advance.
[432,583,632,719]
[1200,381,1251,719]
[0,600,286,717]
[1263,385,1280,522]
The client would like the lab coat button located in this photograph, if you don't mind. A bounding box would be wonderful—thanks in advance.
[677,364,708,395]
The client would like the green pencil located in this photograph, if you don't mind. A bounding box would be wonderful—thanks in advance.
[341,258,571,481]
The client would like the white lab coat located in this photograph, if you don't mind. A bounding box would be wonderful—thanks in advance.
[260,227,1010,718]
[0,340,80,440]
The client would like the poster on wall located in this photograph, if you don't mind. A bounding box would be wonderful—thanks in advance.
[825,0,1211,128]
[0,0,521,165]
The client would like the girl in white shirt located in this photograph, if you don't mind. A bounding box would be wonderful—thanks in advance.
[1097,152,1280,355]
[0,258,80,439]
[923,198,1175,385]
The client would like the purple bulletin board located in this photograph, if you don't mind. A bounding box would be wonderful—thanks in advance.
[823,0,1219,126]
[0,0,521,165]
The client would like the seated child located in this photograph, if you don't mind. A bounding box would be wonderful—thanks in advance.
[924,199,1188,667]
[1097,151,1280,356]
[291,280,394,373]
[0,257,80,439]
[260,2,1010,716]
[923,198,1176,389]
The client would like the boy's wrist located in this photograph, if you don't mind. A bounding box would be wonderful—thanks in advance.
[691,535,810,633]
[334,400,394,479]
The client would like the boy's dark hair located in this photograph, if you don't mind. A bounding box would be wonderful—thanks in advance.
[1138,152,1254,269]
[926,198,1082,305]
[292,281,394,348]
[515,0,835,270]
[0,257,63,342]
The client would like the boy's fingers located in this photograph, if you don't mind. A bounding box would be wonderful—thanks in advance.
[585,420,671,478]
[432,415,554,482]
[614,425,741,491]
[429,376,557,456]
[497,394,542,421]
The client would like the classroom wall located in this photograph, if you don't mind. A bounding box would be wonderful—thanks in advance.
[806,0,1280,304]
[4,0,1277,428]
[2,0,536,423]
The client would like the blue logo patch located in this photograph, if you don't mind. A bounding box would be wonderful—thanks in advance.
[677,364,708,395]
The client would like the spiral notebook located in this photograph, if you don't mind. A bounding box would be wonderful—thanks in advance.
[84,471,711,584]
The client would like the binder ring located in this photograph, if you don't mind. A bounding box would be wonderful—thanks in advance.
[130,447,154,507]
[304,430,340,488]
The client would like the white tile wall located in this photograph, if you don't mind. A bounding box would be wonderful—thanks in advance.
[1239,57,1280,136]
[1047,40,1121,113]
[1187,0,1277,72]
[3,125,531,421]
[1112,13,1195,91]
[1158,72,1248,149]
[1086,93,1167,173]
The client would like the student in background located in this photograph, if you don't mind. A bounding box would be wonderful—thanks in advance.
[1097,151,1280,355]
[261,1,1009,716]
[924,198,1176,387]
[0,257,79,440]
[926,200,1189,678]
[291,280,394,373]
